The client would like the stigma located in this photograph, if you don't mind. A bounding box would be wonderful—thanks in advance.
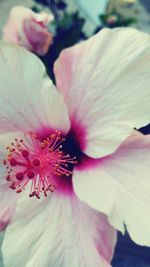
[3,131,77,199]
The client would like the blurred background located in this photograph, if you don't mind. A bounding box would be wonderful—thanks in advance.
[0,0,150,266]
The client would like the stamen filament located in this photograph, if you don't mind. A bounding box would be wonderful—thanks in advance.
[3,131,77,199]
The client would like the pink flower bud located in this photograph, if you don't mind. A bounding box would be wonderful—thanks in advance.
[3,6,53,56]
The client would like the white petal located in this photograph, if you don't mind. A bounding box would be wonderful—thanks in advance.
[54,28,150,158]
[2,191,116,267]
[0,183,16,231]
[73,132,150,246]
[0,132,19,230]
[0,43,70,135]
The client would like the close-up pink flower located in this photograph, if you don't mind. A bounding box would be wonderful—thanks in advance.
[2,6,53,56]
[0,27,150,267]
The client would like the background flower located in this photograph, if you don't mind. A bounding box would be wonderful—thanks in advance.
[3,6,53,56]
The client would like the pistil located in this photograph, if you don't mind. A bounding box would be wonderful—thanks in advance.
[3,131,77,199]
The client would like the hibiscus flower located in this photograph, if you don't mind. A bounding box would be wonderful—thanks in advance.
[0,27,150,267]
[3,6,53,56]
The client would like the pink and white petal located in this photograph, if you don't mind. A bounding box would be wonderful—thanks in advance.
[31,11,53,25]
[0,131,24,154]
[0,133,19,230]
[0,131,24,230]
[73,132,150,246]
[2,191,117,267]
[23,19,52,56]
[3,6,32,49]
[0,183,16,231]
[3,15,20,44]
[54,28,150,158]
[0,43,70,135]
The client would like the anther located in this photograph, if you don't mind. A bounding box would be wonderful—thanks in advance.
[3,159,7,165]
[16,189,22,194]
[6,175,10,181]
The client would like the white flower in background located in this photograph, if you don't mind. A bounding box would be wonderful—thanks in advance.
[3,6,53,56]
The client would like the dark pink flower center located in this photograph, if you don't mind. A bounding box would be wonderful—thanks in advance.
[3,131,77,199]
